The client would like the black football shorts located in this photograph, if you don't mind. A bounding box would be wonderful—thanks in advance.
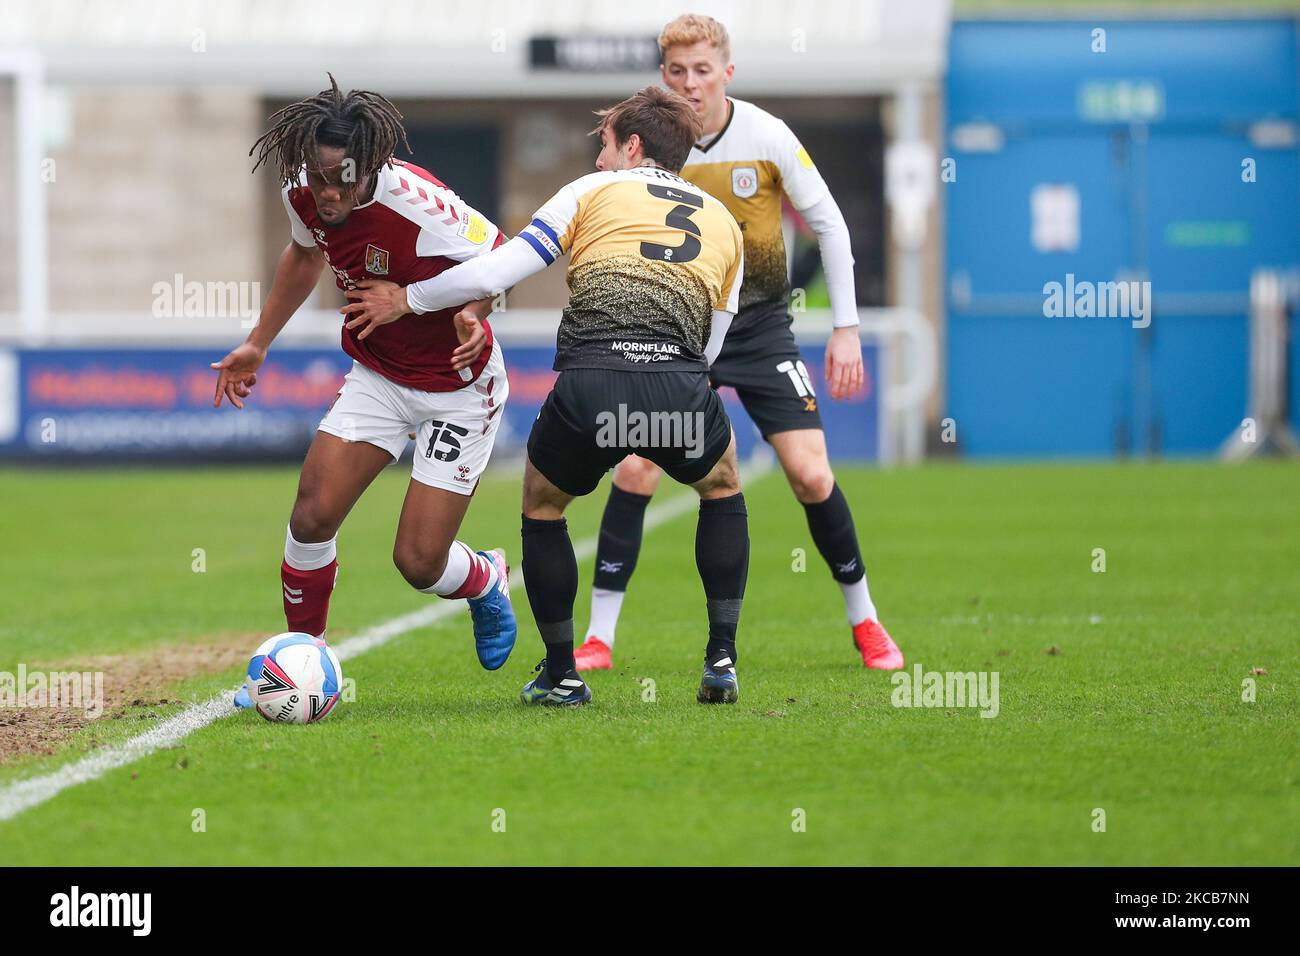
[709,301,824,437]
[527,368,734,497]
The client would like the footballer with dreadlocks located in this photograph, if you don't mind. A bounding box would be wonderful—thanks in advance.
[211,75,519,691]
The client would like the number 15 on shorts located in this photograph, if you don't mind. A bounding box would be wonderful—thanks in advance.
[425,419,469,462]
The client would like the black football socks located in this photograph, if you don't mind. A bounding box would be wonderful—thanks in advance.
[695,492,749,667]
[592,485,653,592]
[521,515,578,682]
[802,482,866,584]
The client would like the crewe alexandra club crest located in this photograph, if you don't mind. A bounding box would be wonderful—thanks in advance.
[364,243,390,275]
[731,166,758,199]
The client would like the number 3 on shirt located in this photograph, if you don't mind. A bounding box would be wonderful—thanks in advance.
[639,184,703,264]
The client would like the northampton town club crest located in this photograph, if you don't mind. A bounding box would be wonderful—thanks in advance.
[365,243,390,275]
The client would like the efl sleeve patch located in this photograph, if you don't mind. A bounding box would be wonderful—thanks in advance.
[458,212,489,245]
[796,145,815,170]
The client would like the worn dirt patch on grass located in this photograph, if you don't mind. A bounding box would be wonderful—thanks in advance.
[0,634,256,765]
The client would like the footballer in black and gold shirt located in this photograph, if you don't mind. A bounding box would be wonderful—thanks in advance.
[346,85,753,706]
[576,14,905,677]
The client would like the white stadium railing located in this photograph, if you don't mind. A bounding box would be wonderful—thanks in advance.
[1218,269,1300,459]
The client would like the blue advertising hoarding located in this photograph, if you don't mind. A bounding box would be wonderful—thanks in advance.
[0,340,880,463]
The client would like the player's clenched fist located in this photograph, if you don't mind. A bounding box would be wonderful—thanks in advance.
[210,342,266,409]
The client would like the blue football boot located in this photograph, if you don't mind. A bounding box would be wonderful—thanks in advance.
[697,651,739,704]
[466,549,517,670]
[520,659,591,706]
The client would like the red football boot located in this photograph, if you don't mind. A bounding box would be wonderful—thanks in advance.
[574,636,613,672]
[853,619,904,670]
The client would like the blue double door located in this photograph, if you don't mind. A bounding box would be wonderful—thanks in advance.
[946,21,1300,456]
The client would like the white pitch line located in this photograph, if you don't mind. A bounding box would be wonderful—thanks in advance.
[0,483,718,824]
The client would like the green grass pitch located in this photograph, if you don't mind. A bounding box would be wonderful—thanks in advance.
[0,460,1296,865]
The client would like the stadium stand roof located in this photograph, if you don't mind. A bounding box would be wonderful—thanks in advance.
[0,0,951,95]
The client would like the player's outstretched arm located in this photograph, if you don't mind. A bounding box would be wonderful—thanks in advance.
[211,241,324,408]
[405,237,546,314]
[343,176,584,339]
[340,237,547,340]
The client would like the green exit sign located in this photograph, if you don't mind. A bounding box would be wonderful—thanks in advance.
[1078,80,1165,123]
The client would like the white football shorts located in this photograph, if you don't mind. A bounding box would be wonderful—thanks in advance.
[317,341,509,495]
